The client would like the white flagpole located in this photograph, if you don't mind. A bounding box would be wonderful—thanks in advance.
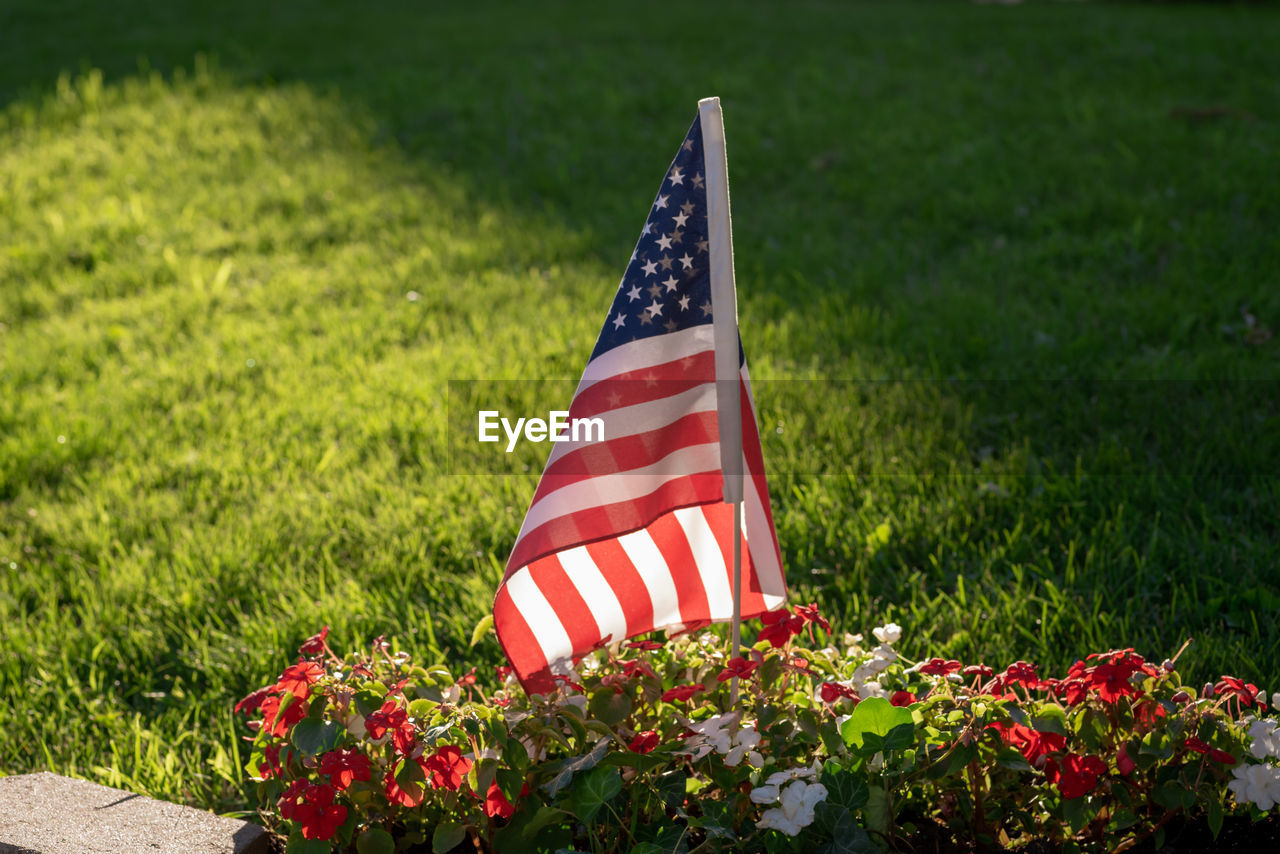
[698,97,745,704]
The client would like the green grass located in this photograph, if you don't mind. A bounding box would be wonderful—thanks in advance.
[2,0,1278,815]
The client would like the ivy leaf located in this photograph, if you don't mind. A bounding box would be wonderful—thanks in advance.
[572,765,622,823]
[691,800,736,840]
[816,808,876,854]
[290,718,344,757]
[655,769,686,810]
[839,697,914,751]
[820,764,870,812]
[353,688,386,717]
[432,822,466,854]
[522,806,571,840]
[542,738,611,797]
[1207,797,1224,839]
[355,827,395,854]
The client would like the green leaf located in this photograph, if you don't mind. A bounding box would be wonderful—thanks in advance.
[994,747,1033,772]
[542,738,610,797]
[522,806,571,840]
[356,827,395,854]
[432,822,466,854]
[819,719,845,757]
[353,688,385,717]
[839,697,914,751]
[880,722,915,752]
[285,832,330,854]
[655,769,686,809]
[816,808,876,854]
[497,768,525,804]
[862,786,891,837]
[470,614,494,647]
[290,718,344,757]
[588,689,633,726]
[630,845,663,854]
[1207,797,1223,838]
[572,765,622,823]
[690,800,736,840]
[820,764,869,811]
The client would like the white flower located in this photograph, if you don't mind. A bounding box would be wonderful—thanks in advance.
[558,694,588,715]
[441,684,462,704]
[1273,693,1280,713]
[872,623,901,645]
[1247,719,1280,760]
[683,714,763,767]
[858,681,887,700]
[870,643,898,662]
[852,664,877,684]
[756,781,829,836]
[867,752,885,772]
[1227,763,1280,812]
[344,713,367,739]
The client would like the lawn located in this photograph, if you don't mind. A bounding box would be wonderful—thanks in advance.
[1,0,1278,816]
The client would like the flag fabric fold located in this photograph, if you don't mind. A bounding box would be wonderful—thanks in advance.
[493,107,786,694]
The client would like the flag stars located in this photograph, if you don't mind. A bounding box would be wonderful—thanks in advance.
[691,172,705,189]
[655,194,670,210]
[695,238,708,254]
[626,284,642,302]
[642,259,658,276]
[656,233,673,251]
[647,300,664,318]
[662,274,679,293]
[657,255,674,272]
[668,166,685,186]
[670,227,684,245]
[607,390,623,407]
[700,299,713,317]
[673,212,689,228]
[612,313,626,330]
[682,139,694,152]
[680,200,696,215]
[664,319,679,333]
[678,253,694,270]
[678,294,691,311]
[646,283,663,299]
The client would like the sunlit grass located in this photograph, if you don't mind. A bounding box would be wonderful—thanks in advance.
[1,0,1278,814]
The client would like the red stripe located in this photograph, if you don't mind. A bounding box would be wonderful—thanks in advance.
[646,512,712,627]
[537,411,719,486]
[492,584,555,694]
[526,555,604,654]
[584,538,654,637]
[507,471,722,575]
[740,377,785,585]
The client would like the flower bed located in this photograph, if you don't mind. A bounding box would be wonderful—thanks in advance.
[235,614,1280,853]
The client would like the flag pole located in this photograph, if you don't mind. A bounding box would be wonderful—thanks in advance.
[698,96,745,705]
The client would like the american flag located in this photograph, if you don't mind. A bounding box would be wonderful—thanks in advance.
[493,106,787,694]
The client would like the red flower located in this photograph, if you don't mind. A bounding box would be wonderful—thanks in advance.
[1185,737,1211,755]
[716,657,757,682]
[662,684,704,703]
[299,626,329,656]
[293,784,347,841]
[319,748,372,791]
[258,694,308,738]
[1045,753,1107,800]
[234,686,272,716]
[758,608,805,648]
[277,779,309,820]
[627,640,664,651]
[794,603,831,634]
[890,690,916,707]
[1209,749,1236,765]
[963,664,994,679]
[275,661,324,700]
[919,658,962,677]
[496,665,514,680]
[629,730,660,754]
[553,674,584,692]
[1003,661,1042,689]
[1116,747,1136,776]
[385,760,428,807]
[258,743,287,779]
[622,659,657,680]
[365,698,417,754]
[458,667,477,687]
[1215,676,1265,709]
[820,682,857,703]
[424,745,472,791]
[991,722,1066,767]
[484,781,516,819]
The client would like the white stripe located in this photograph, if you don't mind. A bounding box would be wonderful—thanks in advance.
[674,506,734,621]
[580,325,713,391]
[543,382,718,469]
[743,462,787,606]
[517,442,721,540]
[504,568,574,674]
[617,528,683,630]
[555,546,629,647]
